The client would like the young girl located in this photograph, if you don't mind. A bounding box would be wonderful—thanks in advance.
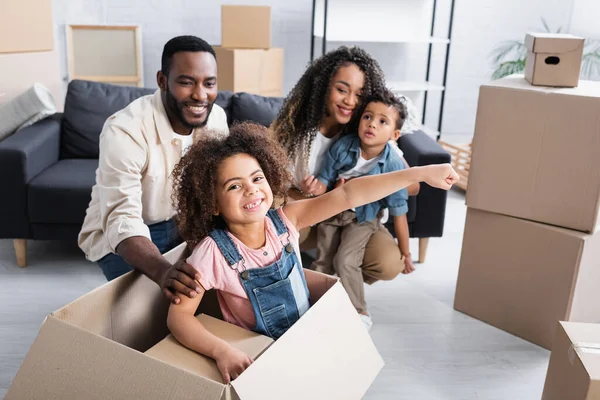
[168,122,458,383]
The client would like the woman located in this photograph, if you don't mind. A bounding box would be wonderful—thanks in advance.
[271,46,418,329]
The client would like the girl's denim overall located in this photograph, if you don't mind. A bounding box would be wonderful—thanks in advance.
[208,210,310,339]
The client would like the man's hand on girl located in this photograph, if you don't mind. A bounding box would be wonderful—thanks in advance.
[158,260,203,304]
[214,345,254,383]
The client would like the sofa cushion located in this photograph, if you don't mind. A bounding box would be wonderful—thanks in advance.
[215,91,234,124]
[62,80,154,159]
[230,92,284,127]
[61,81,236,159]
[28,159,98,224]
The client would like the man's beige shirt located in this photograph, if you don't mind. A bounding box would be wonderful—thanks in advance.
[78,90,229,262]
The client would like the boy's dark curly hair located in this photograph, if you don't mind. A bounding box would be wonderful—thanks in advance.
[172,122,292,247]
[361,88,408,131]
[271,46,385,159]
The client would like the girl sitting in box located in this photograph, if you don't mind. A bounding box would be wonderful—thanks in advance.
[168,122,458,383]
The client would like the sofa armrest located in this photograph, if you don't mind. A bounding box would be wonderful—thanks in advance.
[0,114,62,238]
[399,130,451,167]
[399,130,451,238]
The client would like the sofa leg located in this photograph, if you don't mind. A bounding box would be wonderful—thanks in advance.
[14,239,27,268]
[418,238,429,264]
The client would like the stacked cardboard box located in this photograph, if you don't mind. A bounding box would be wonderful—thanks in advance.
[215,5,284,97]
[453,34,600,350]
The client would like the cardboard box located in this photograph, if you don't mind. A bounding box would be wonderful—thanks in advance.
[215,46,283,97]
[6,243,383,399]
[454,208,600,350]
[525,33,584,87]
[222,5,271,49]
[1,0,54,54]
[542,322,600,400]
[466,76,600,233]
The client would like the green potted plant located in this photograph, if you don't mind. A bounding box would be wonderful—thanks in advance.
[491,19,600,80]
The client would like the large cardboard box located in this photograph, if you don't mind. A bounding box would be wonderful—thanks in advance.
[6,243,383,399]
[466,76,600,233]
[222,5,271,49]
[454,208,600,350]
[214,46,283,97]
[525,33,584,87]
[542,322,600,400]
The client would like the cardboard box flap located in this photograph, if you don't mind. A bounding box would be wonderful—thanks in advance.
[231,281,384,400]
[164,242,189,264]
[48,243,190,351]
[525,33,584,54]
[6,316,226,400]
[145,314,273,384]
[50,270,170,351]
[304,268,337,304]
[563,322,600,380]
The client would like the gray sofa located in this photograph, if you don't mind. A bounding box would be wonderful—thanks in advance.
[0,80,450,267]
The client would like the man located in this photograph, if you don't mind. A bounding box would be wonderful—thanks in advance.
[79,36,228,304]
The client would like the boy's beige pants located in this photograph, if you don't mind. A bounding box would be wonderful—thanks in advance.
[303,210,405,314]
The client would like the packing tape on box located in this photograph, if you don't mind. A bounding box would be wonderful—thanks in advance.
[568,342,600,365]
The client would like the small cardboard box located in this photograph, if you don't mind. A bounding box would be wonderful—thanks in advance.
[6,243,384,399]
[525,33,584,87]
[222,5,271,49]
[466,76,600,233]
[454,208,600,350]
[214,46,283,97]
[542,322,600,400]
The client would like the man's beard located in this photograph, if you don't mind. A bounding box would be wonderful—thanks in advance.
[165,84,214,129]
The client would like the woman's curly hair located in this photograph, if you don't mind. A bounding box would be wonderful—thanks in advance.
[172,122,292,247]
[270,46,386,159]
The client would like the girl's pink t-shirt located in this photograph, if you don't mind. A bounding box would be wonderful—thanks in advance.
[186,208,301,330]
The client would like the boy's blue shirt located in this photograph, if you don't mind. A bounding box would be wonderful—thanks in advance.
[316,134,409,223]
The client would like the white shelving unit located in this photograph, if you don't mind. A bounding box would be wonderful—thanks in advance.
[310,0,456,139]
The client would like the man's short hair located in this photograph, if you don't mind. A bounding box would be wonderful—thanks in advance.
[161,35,216,76]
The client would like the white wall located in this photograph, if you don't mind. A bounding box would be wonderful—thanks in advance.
[569,0,600,36]
[569,0,600,81]
[440,0,575,138]
[51,0,598,138]
[52,0,312,97]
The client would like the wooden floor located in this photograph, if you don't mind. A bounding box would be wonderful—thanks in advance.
[0,189,550,399]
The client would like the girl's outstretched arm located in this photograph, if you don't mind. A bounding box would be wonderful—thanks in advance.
[283,164,459,231]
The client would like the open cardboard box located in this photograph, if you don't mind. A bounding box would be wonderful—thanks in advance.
[6,243,384,399]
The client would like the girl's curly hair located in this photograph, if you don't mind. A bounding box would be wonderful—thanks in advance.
[270,46,386,159]
[172,122,292,247]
